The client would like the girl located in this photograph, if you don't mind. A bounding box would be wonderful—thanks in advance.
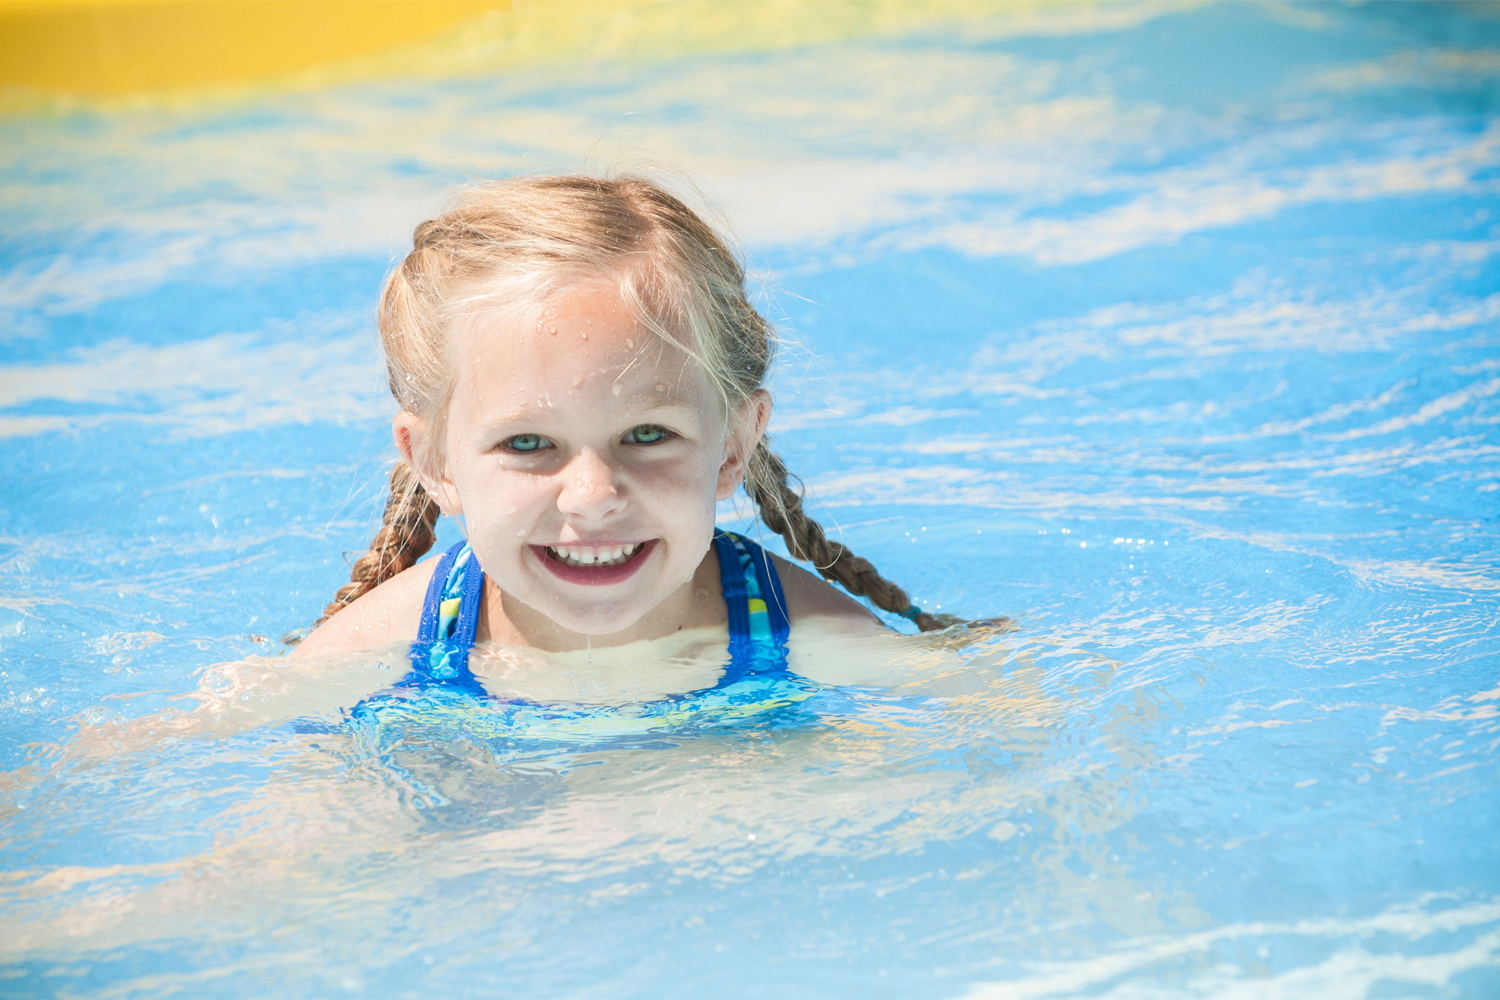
[294,175,959,698]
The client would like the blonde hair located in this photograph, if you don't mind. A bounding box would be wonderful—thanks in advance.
[319,175,957,632]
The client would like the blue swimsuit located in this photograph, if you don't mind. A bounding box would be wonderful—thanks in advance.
[406,529,789,691]
[305,531,815,813]
[319,531,817,811]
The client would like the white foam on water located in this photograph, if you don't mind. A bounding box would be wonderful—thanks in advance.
[962,897,1500,1000]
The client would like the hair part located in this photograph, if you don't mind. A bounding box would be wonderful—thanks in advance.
[317,174,957,633]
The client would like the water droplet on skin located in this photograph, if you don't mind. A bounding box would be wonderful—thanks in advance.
[625,338,634,349]
[655,383,666,393]
[548,324,557,335]
[517,529,526,537]
[611,384,622,396]
[580,331,588,340]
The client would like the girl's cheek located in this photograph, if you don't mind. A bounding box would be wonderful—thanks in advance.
[503,471,555,506]
[470,468,550,520]
[632,462,700,500]
[639,465,722,517]
[645,449,719,489]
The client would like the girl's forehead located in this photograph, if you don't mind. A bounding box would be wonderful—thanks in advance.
[450,279,712,406]
[457,275,630,335]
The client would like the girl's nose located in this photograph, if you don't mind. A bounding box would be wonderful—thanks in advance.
[556,448,625,520]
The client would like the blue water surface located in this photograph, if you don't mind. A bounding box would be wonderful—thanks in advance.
[2,2,1499,998]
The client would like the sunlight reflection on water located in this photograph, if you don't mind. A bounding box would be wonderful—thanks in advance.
[2,2,1499,998]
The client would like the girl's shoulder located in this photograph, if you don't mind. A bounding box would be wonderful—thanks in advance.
[290,557,442,659]
[768,553,889,637]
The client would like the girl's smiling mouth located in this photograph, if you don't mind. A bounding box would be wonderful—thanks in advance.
[533,539,657,586]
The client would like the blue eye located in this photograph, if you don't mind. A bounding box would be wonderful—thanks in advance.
[625,425,670,445]
[503,434,550,453]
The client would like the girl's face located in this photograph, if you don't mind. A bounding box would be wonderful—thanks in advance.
[399,278,764,641]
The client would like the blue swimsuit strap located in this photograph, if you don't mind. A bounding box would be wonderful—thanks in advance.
[406,530,791,692]
[414,543,461,644]
[406,541,490,697]
[711,529,791,683]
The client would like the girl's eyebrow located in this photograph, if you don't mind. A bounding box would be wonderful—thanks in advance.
[480,401,556,427]
[617,396,698,413]
[479,398,700,431]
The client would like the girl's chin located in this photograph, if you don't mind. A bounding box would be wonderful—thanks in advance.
[538,602,654,639]
[532,578,697,638]
[497,584,654,639]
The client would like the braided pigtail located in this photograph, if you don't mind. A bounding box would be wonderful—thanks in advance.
[745,439,962,633]
[315,461,441,626]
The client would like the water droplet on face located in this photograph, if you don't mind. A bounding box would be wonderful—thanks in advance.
[655,383,666,393]
[580,331,588,340]
[517,529,526,537]
[548,324,557,335]
[625,338,634,349]
[611,384,622,396]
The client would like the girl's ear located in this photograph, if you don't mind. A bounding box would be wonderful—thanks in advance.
[393,411,464,517]
[717,390,771,501]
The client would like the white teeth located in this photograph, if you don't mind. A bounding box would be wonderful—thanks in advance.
[546,543,642,568]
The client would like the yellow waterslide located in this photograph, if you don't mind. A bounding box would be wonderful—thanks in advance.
[0,1,528,95]
[0,0,1054,103]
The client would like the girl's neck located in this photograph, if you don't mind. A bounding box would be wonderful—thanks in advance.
[467,623,733,703]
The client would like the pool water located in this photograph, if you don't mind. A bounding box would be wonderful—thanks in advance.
[3,2,1500,997]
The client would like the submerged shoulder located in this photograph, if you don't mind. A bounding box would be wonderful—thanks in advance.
[769,554,889,636]
[290,557,442,658]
